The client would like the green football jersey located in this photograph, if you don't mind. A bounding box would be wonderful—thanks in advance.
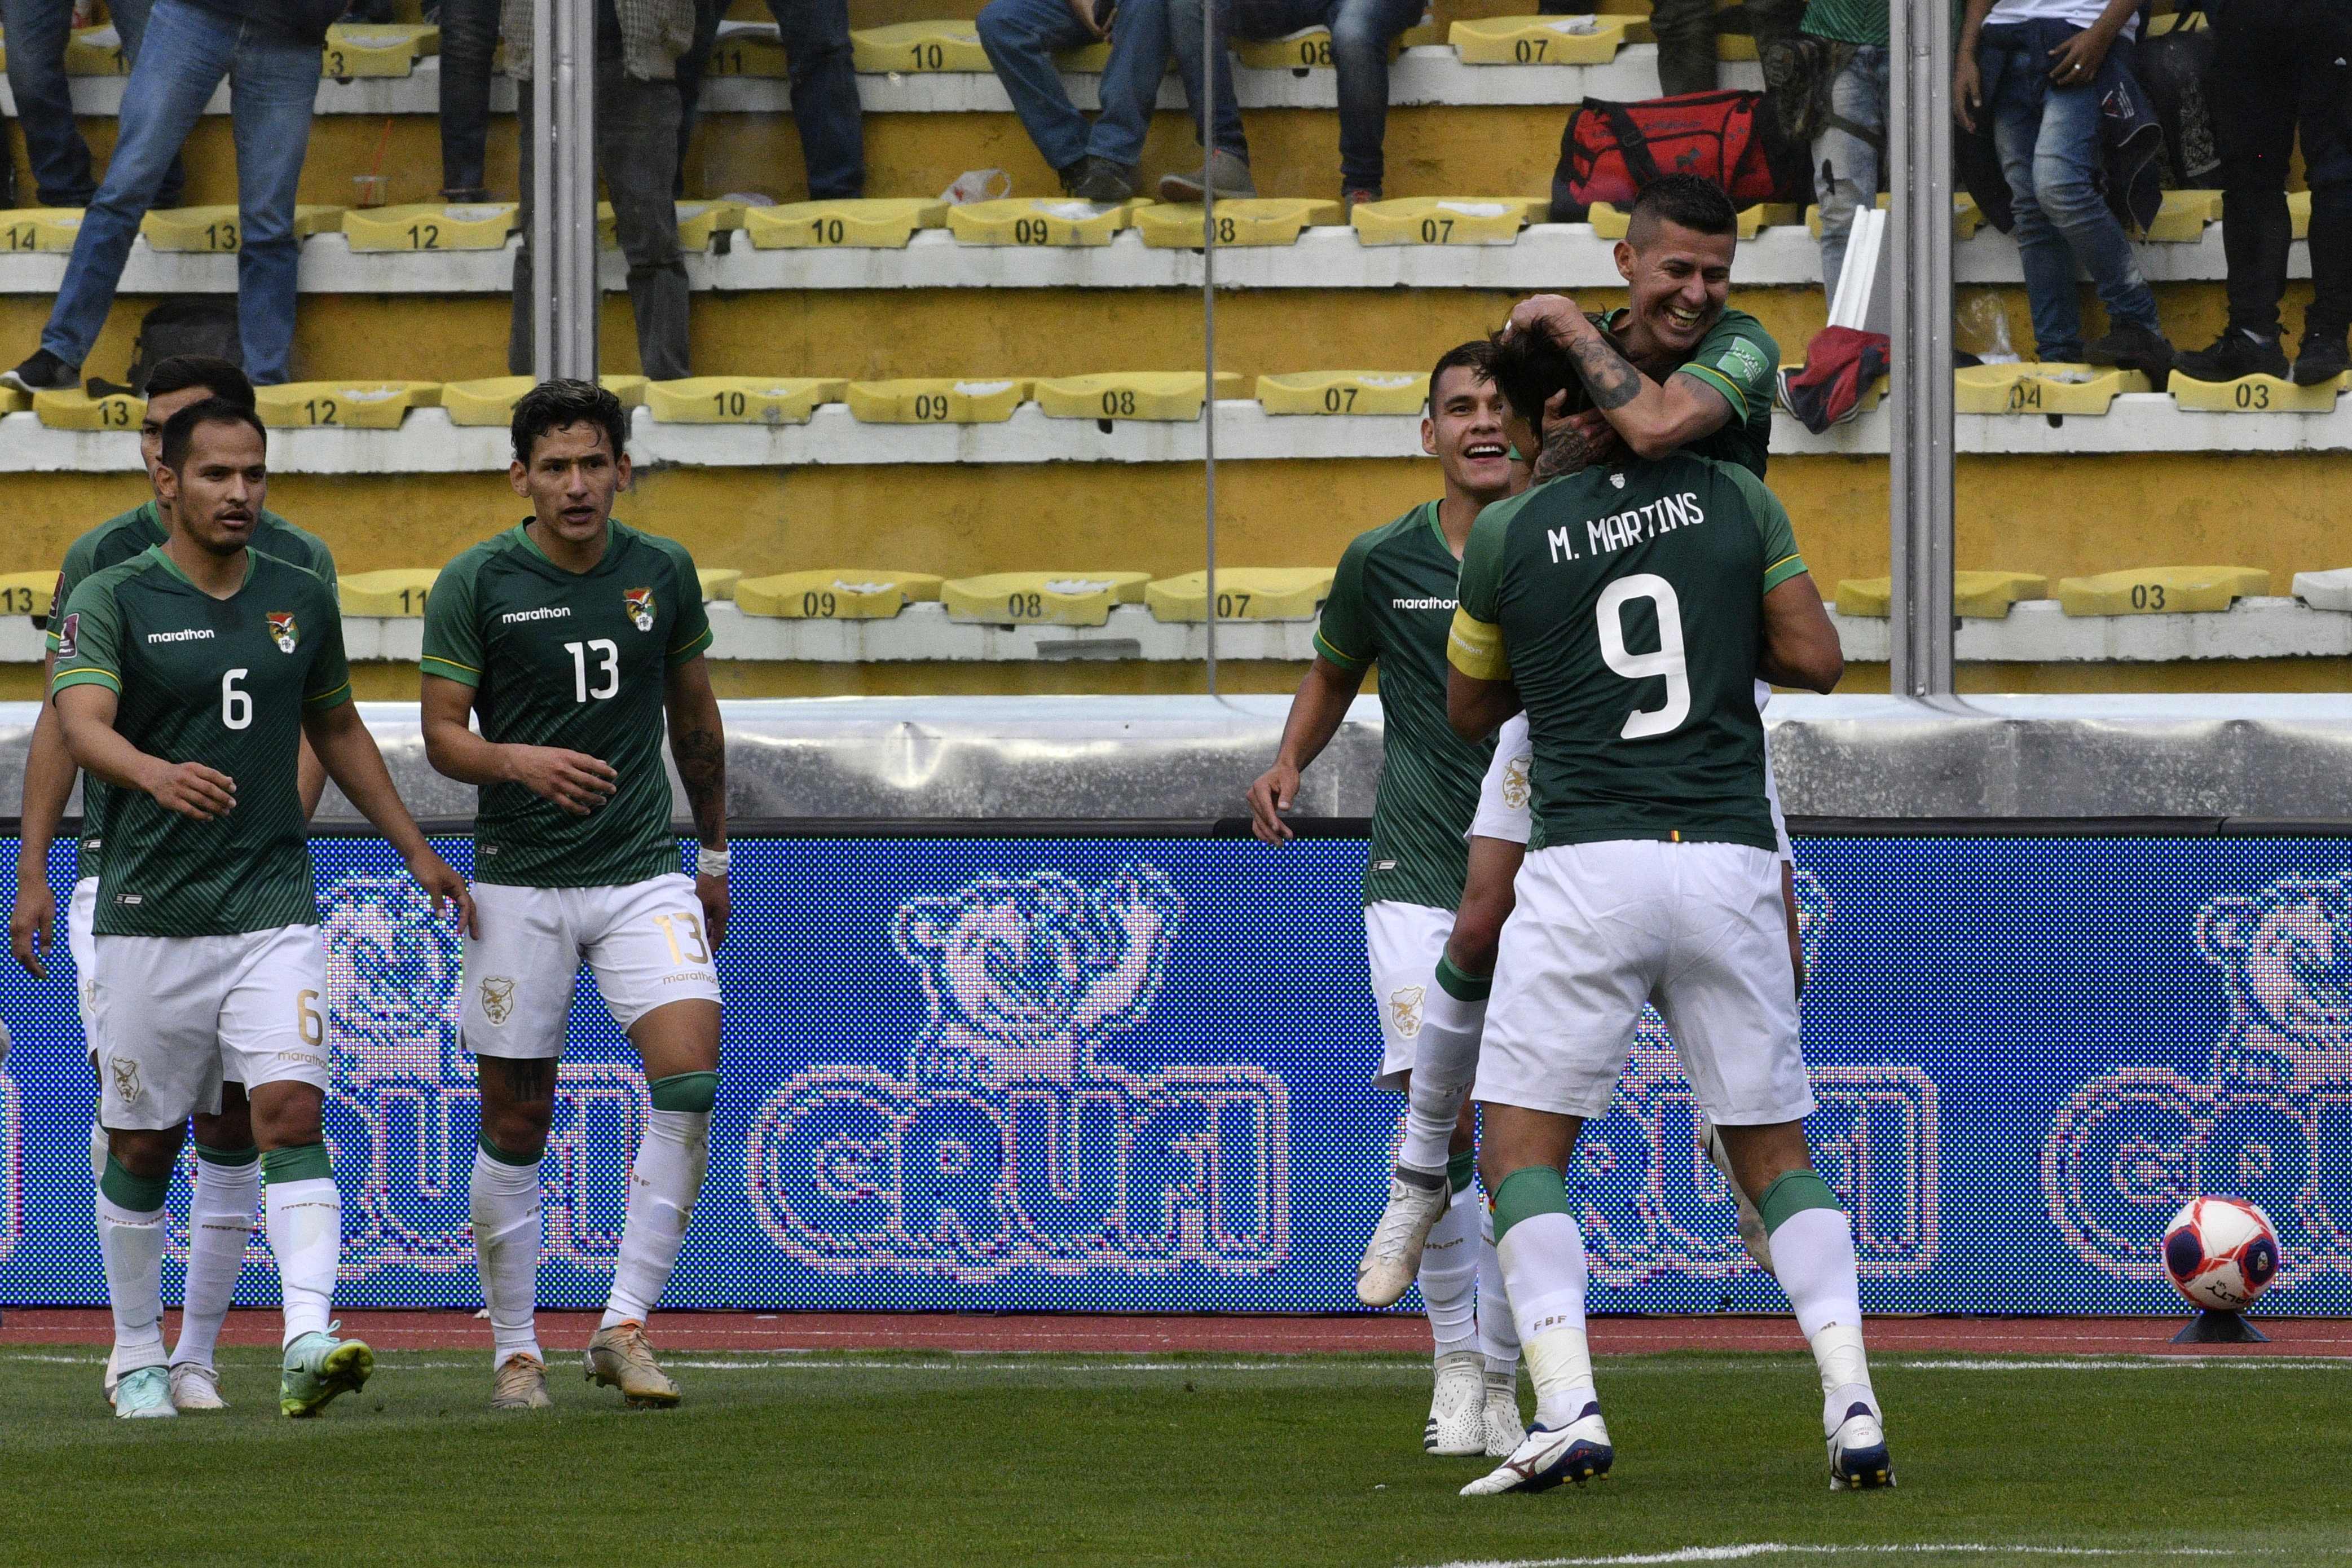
[1449,456,1808,852]
[1601,305,1778,478]
[420,520,713,889]
[51,547,351,936]
[1313,502,1495,911]
[44,500,336,882]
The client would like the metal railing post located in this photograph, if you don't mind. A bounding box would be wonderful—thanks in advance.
[531,0,598,382]
[1887,0,1955,696]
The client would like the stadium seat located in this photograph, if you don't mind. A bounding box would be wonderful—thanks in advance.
[1448,15,1632,65]
[320,22,439,77]
[644,378,847,425]
[1593,201,1800,241]
[343,203,518,253]
[1953,364,2147,416]
[735,570,946,619]
[1804,193,1981,241]
[704,19,790,76]
[0,386,28,415]
[746,199,949,250]
[1034,372,1244,420]
[142,205,346,252]
[1133,200,1341,249]
[851,20,990,73]
[846,378,1031,424]
[338,568,441,616]
[697,568,742,601]
[440,375,650,426]
[1350,197,1540,246]
[254,381,441,429]
[947,199,1139,247]
[0,209,85,252]
[2055,566,2270,616]
[1256,371,1428,415]
[942,571,1151,626]
[2142,190,2222,243]
[33,388,142,431]
[2170,372,2344,412]
[594,201,748,250]
[2291,190,2311,241]
[0,570,56,619]
[63,24,127,73]
[2291,568,2352,612]
[1146,567,1334,621]
[1835,570,2049,619]
[1230,28,1406,69]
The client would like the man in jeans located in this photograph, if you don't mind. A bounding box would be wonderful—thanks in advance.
[980,0,1241,201]
[432,0,501,201]
[3,0,334,393]
[1954,0,2172,373]
[1649,0,1808,98]
[503,0,694,382]
[3,0,184,208]
[2174,1,2352,386]
[1800,0,1887,304]
[676,0,863,201]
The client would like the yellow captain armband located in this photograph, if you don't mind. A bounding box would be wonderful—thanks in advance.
[1446,609,1509,681]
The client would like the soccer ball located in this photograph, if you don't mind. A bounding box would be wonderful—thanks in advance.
[2162,1197,2281,1312]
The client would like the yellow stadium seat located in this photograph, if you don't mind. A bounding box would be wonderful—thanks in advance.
[2170,371,2343,412]
[1835,570,2048,620]
[1034,372,1243,421]
[2291,190,2311,241]
[1350,197,1539,246]
[0,386,28,415]
[2142,189,2221,243]
[746,199,949,250]
[64,25,127,73]
[338,569,441,617]
[947,197,1139,247]
[1133,199,1340,249]
[254,381,441,430]
[33,389,142,431]
[735,570,946,619]
[1256,371,1428,415]
[0,570,57,619]
[0,209,89,253]
[1804,193,1980,240]
[704,21,790,74]
[321,22,439,77]
[1056,41,1114,71]
[1146,567,1335,622]
[2056,566,2270,616]
[142,204,344,253]
[644,377,847,425]
[845,378,1030,424]
[850,20,990,72]
[594,199,747,250]
[343,202,518,252]
[1230,28,1401,68]
[439,375,647,426]
[942,571,1151,627]
[1450,15,1631,64]
[1954,364,2147,416]
[697,568,743,601]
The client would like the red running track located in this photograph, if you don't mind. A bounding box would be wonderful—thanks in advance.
[5,1311,2349,1357]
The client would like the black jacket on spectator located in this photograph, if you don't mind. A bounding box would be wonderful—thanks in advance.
[180,0,347,45]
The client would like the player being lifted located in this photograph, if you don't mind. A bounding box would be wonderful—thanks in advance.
[1247,342,1529,1460]
[11,356,340,1412]
[1444,330,1889,1493]
[420,380,727,1412]
[51,400,473,1419]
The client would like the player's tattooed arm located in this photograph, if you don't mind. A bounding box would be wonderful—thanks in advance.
[1564,331,1645,412]
[1531,401,1597,484]
[1506,293,1736,460]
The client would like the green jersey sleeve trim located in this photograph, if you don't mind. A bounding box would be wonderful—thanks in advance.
[50,666,121,695]
[1763,553,1809,593]
[302,680,354,710]
[647,531,715,667]
[420,655,483,688]
[1725,463,1809,595]
[1312,527,1382,673]
[419,549,485,685]
[666,623,714,666]
[1675,362,1748,422]
[1311,629,1371,673]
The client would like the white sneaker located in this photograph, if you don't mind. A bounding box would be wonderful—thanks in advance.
[168,1362,227,1410]
[1424,1349,1486,1455]
[1704,1119,1774,1275]
[1827,1397,1895,1491]
[1356,1166,1450,1307]
[1482,1367,1525,1457]
[1461,1400,1612,1494]
[113,1364,177,1419]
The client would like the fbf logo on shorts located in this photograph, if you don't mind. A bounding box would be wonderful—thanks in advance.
[268,612,298,653]
[624,588,655,632]
[1389,985,1426,1040]
[478,976,516,1026]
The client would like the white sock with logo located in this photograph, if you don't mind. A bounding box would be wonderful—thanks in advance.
[98,1170,171,1375]
[171,1147,259,1369]
[470,1142,545,1367]
[1477,1203,1521,1376]
[1419,1164,1481,1359]
[1398,966,1488,1173]
[1496,1210,1596,1429]
[262,1146,342,1347]
[602,1103,711,1329]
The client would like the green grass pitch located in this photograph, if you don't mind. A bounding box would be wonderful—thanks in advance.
[5,1346,2346,1566]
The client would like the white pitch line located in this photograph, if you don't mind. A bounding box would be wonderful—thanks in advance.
[1895,1358,2352,1373]
[1417,1544,2266,1567]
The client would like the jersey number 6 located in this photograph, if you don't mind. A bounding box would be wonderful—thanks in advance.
[222,668,252,730]
[1596,575,1690,739]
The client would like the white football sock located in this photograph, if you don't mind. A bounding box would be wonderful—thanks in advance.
[171,1150,259,1369]
[1398,984,1488,1173]
[1497,1210,1595,1428]
[472,1144,546,1366]
[98,1192,170,1373]
[1419,1180,1481,1359]
[265,1176,342,1346]
[1767,1204,1877,1432]
[1477,1204,1520,1374]
[602,1108,709,1329]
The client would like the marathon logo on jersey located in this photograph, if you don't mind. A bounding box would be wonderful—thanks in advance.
[55,611,78,658]
[144,627,217,645]
[1389,596,1457,612]
[624,587,655,632]
[500,606,571,625]
[268,612,298,653]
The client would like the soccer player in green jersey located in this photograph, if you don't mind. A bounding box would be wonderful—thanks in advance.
[420,380,728,1413]
[1246,341,1529,1460]
[10,355,338,1413]
[51,401,474,1420]
[1441,342,1891,1494]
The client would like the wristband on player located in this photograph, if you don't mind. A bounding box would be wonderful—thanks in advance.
[695,842,730,879]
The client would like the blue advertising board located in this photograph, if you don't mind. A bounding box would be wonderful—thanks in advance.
[1,834,2348,1315]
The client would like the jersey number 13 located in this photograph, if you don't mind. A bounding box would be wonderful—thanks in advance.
[565,639,619,703]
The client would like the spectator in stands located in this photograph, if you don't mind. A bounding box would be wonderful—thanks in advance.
[2,0,185,209]
[431,0,500,201]
[502,0,693,381]
[2173,5,2352,387]
[1953,0,2172,375]
[1160,0,1422,208]
[1799,0,1887,304]
[1649,0,1807,99]
[675,0,864,201]
[979,0,1239,201]
[2,0,334,393]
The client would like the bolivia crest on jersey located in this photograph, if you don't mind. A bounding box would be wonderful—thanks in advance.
[624,587,655,632]
[268,611,298,653]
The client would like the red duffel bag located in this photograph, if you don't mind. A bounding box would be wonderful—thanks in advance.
[1548,90,1802,223]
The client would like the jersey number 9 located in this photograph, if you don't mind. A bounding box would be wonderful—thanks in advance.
[1597,575,1690,739]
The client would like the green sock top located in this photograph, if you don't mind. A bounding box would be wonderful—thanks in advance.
[261,1142,333,1186]
[1490,1165,1570,1240]
[1758,1169,1841,1235]
[100,1155,170,1213]
[1446,1147,1477,1195]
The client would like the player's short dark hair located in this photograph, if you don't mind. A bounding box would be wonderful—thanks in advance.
[1426,341,1496,415]
[1486,323,1593,442]
[159,398,267,471]
[1627,174,1739,246]
[512,377,628,466]
[143,355,255,410]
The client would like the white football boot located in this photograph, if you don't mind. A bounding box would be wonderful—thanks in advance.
[168,1362,227,1410]
[1461,1399,1613,1494]
[113,1364,177,1419]
[1424,1349,1487,1455]
[1827,1393,1895,1490]
[1357,1165,1450,1307]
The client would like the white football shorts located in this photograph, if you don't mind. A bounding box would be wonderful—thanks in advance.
[1364,898,1455,1090]
[461,874,722,1060]
[91,924,332,1131]
[1474,840,1813,1126]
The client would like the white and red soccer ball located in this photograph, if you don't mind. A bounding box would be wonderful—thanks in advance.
[2162,1197,2281,1313]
